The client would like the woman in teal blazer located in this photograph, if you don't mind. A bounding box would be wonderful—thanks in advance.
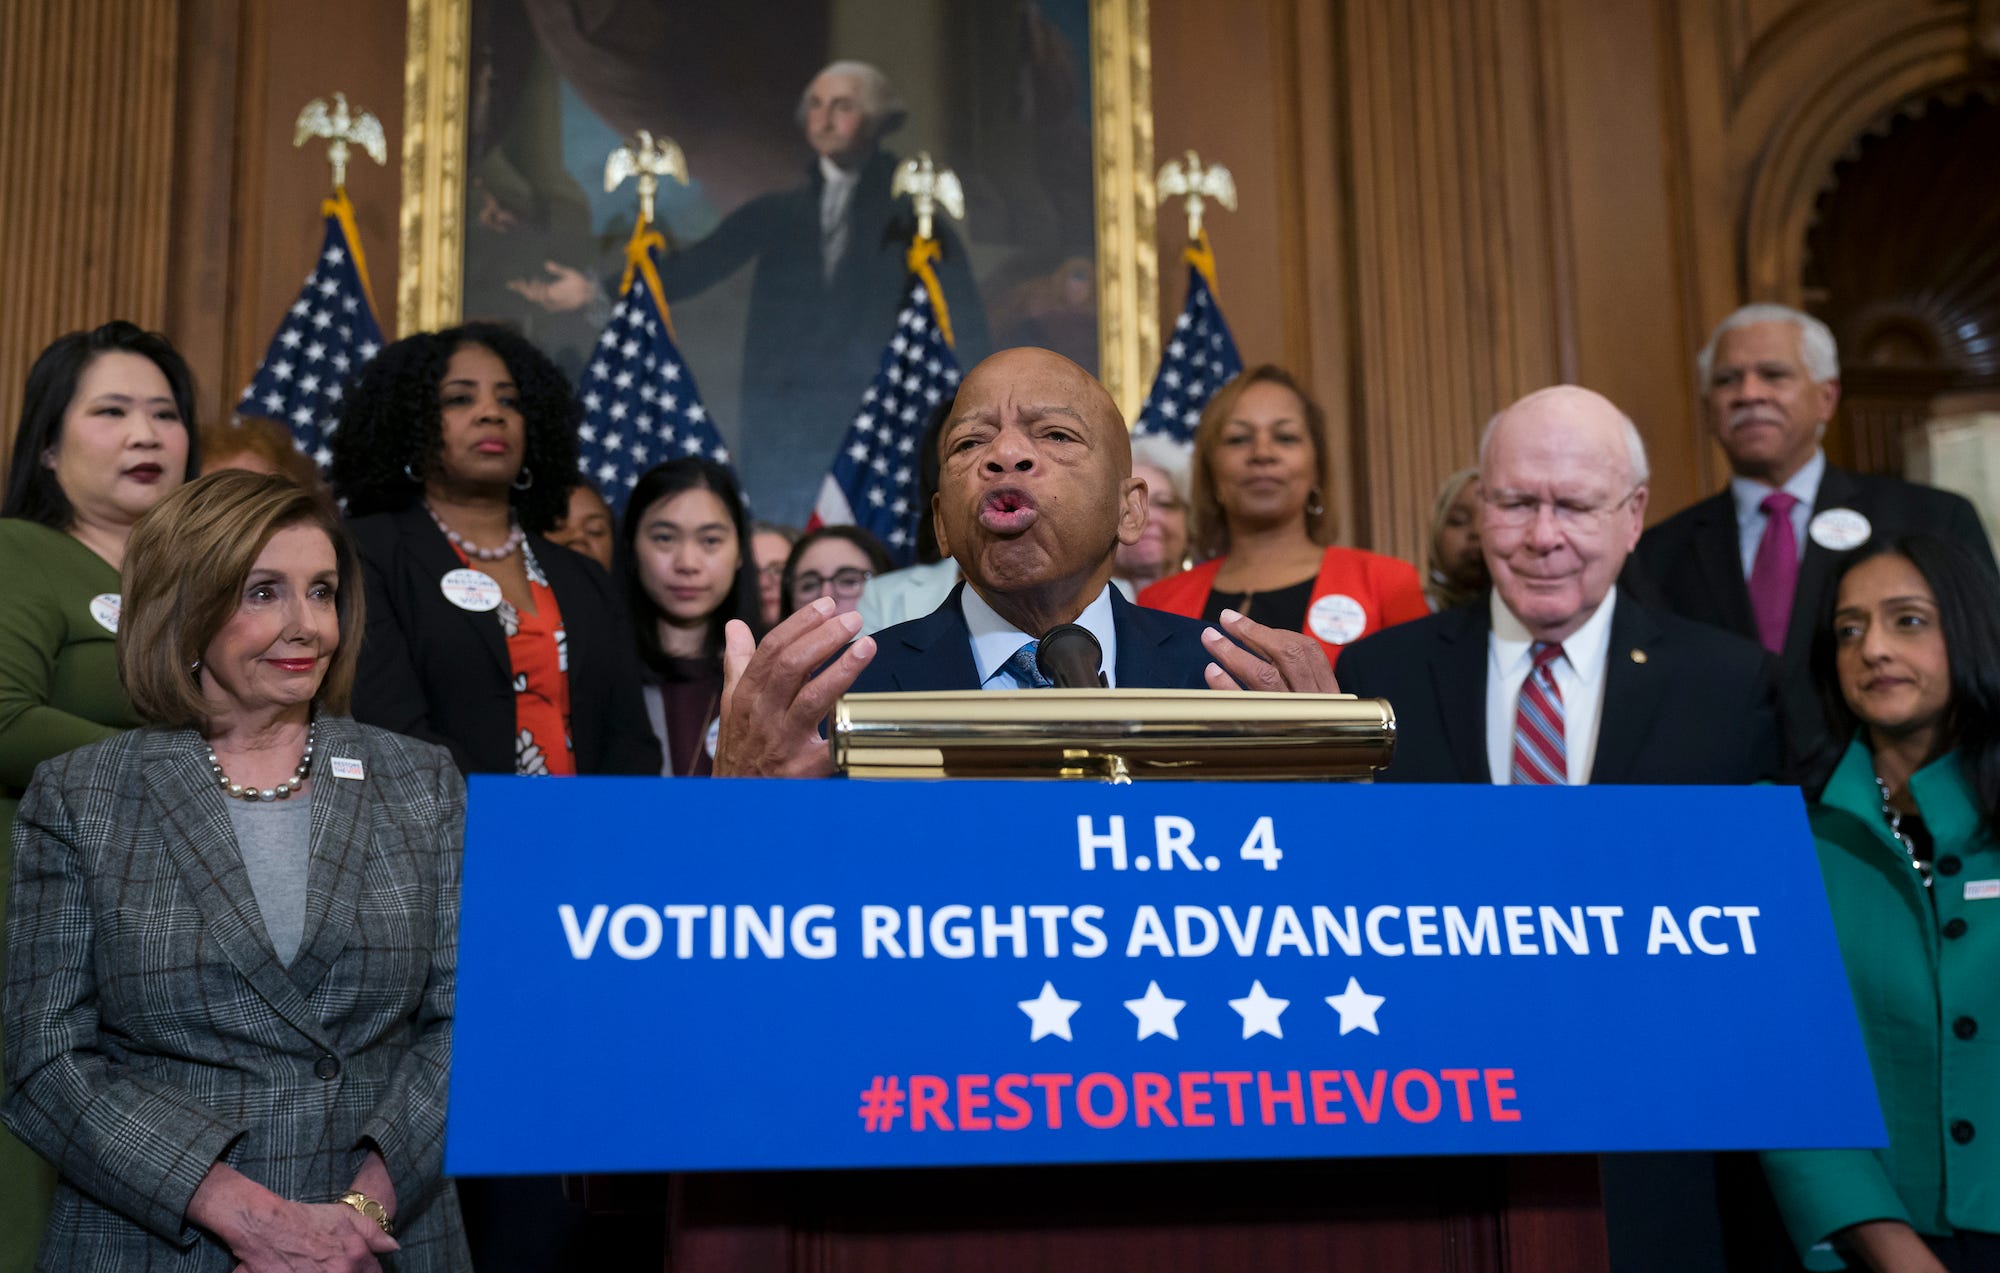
[1762,533,2000,1273]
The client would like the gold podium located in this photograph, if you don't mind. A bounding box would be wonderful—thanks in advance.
[832,690,1395,781]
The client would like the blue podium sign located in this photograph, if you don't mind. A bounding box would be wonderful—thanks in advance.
[447,779,1883,1175]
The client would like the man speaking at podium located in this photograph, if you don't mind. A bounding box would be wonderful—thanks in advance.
[714,347,1337,777]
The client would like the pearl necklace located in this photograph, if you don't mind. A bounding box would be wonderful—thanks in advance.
[425,502,524,562]
[208,722,315,802]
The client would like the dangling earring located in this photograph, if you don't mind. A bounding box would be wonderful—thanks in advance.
[403,462,422,483]
[513,464,534,491]
[1306,488,1326,519]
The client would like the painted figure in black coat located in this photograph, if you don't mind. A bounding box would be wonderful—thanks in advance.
[653,62,988,524]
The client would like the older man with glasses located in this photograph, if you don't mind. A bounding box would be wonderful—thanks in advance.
[1338,384,1780,787]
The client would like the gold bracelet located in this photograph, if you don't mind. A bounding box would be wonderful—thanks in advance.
[338,1190,394,1238]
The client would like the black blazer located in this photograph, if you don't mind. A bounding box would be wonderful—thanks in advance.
[1627,464,1994,769]
[1336,593,1780,785]
[347,506,661,776]
[851,584,1216,692]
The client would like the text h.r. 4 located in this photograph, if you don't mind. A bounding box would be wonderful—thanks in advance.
[1077,815,1284,872]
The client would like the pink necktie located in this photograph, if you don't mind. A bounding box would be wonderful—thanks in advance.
[1511,642,1566,786]
[1748,492,1800,653]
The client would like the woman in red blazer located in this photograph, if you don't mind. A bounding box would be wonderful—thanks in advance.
[1139,365,1427,670]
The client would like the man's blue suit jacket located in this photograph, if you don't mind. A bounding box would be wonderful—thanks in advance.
[850,583,1217,692]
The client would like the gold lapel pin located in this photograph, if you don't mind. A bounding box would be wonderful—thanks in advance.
[1630,649,1648,664]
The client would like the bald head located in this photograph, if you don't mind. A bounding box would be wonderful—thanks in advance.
[933,347,1147,634]
[1478,384,1650,643]
[947,347,1131,470]
[1479,386,1649,488]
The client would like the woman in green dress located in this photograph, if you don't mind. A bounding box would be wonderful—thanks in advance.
[0,321,198,1272]
[1763,533,2000,1273]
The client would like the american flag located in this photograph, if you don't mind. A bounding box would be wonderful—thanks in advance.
[808,272,961,564]
[577,233,728,514]
[237,191,384,469]
[1131,238,1243,444]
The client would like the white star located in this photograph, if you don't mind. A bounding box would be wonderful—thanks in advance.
[279,328,303,349]
[609,402,628,421]
[304,342,327,362]
[1124,981,1187,1041]
[847,441,870,462]
[867,486,886,507]
[620,339,640,358]
[1228,980,1290,1039]
[1324,977,1386,1036]
[316,277,339,297]
[358,341,380,360]
[661,363,682,382]
[262,391,283,412]
[680,435,703,454]
[313,446,332,467]
[332,352,352,373]
[290,405,313,426]
[298,374,320,394]
[613,370,634,390]
[290,299,311,318]
[1175,310,1192,330]
[270,360,294,382]
[311,310,334,330]
[1168,339,1186,358]
[1018,981,1081,1042]
[590,360,610,380]
[597,461,619,484]
[323,245,346,266]
[603,431,623,451]
[686,404,706,423]
[582,392,603,412]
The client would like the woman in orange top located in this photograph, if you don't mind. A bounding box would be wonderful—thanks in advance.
[1139,365,1427,670]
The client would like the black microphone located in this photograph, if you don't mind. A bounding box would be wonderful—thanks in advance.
[1037,623,1107,688]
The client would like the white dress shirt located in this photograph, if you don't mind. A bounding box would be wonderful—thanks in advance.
[965,583,1121,689]
[1729,448,1824,577]
[1485,586,1618,784]
[818,156,858,280]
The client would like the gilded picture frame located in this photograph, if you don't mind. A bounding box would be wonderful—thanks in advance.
[396,0,1159,423]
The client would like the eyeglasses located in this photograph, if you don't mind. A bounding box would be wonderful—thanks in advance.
[1481,485,1641,530]
[757,561,786,581]
[792,567,874,600]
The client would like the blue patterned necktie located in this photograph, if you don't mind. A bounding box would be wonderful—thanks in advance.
[1002,641,1055,689]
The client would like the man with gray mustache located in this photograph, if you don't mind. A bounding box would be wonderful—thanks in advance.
[1629,303,1995,773]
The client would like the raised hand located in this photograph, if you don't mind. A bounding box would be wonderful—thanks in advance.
[1200,608,1341,693]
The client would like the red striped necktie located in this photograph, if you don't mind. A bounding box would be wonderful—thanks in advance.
[1511,641,1567,786]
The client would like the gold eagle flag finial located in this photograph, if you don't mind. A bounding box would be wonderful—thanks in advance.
[1156,150,1238,242]
[604,130,689,228]
[890,152,965,244]
[293,93,387,191]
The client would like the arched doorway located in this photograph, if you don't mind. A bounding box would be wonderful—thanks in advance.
[1801,88,2000,473]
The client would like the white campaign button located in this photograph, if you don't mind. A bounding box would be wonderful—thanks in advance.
[330,757,366,781]
[1307,593,1369,646]
[441,568,503,613]
[705,716,721,760]
[88,593,121,634]
[1965,879,2000,902]
[1809,508,1871,552]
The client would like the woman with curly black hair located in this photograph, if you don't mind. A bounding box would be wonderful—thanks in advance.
[330,322,658,780]
[331,323,657,1269]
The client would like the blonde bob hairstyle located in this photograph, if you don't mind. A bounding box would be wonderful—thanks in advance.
[1187,364,1330,560]
[119,469,363,729]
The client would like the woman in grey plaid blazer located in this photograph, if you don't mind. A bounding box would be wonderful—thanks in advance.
[4,471,469,1271]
